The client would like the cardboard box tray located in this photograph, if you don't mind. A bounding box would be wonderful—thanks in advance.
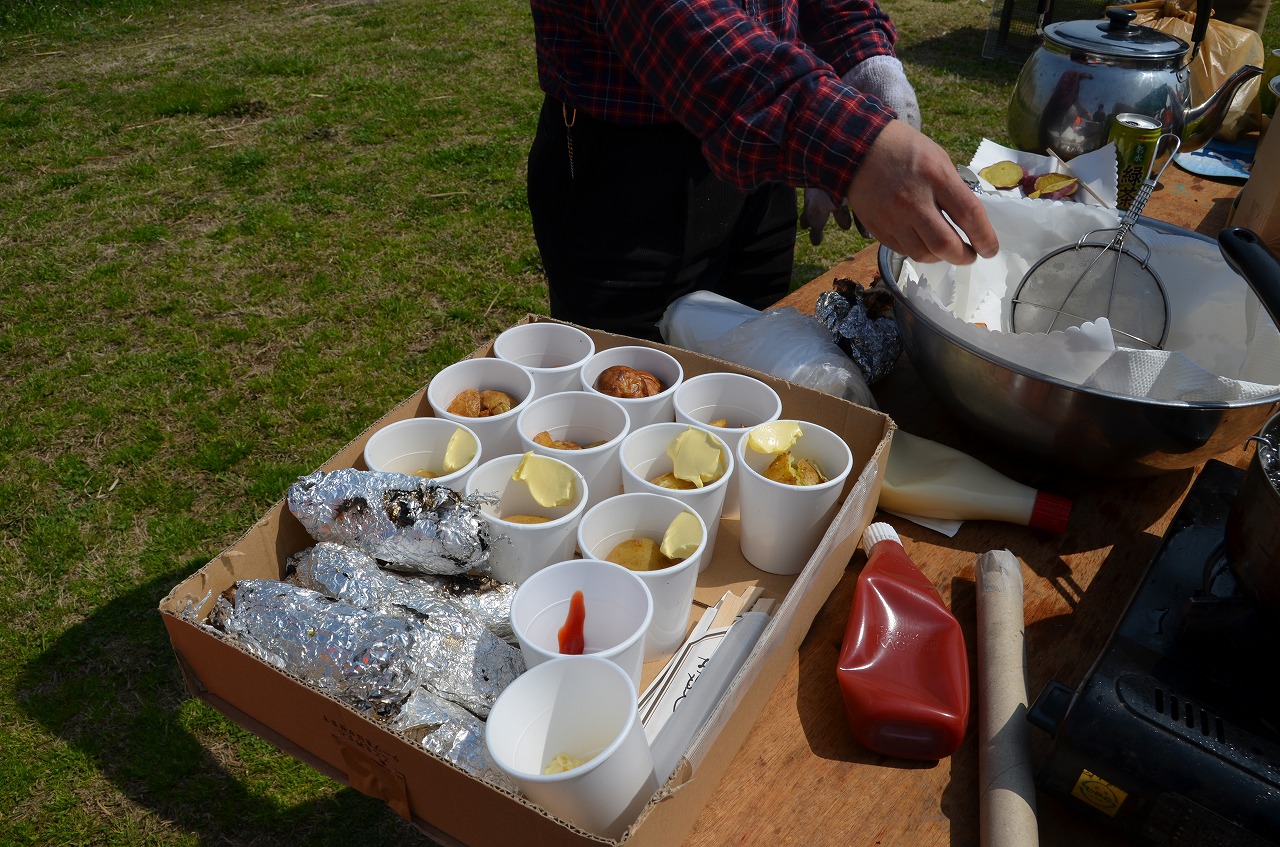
[159,317,894,846]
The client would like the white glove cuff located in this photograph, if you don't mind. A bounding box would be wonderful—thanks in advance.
[841,55,922,131]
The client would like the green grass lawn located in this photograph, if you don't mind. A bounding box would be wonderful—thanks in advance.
[1,0,1273,844]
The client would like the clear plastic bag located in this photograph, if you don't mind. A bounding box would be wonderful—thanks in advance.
[657,291,877,408]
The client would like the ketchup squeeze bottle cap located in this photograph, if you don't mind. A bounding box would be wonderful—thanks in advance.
[861,521,900,549]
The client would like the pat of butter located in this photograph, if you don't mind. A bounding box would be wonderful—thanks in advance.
[660,510,702,560]
[666,426,725,488]
[512,452,577,508]
[748,420,802,455]
[442,427,477,473]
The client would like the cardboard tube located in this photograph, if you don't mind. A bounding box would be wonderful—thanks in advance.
[975,549,1039,847]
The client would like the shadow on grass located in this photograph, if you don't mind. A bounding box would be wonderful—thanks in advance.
[15,563,436,847]
[897,26,1025,88]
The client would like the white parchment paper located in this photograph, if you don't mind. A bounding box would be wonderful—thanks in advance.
[900,194,1280,402]
[970,139,1120,210]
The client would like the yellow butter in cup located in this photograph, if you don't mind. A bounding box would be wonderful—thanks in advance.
[748,420,802,455]
[442,426,477,474]
[512,452,577,508]
[666,426,725,488]
[660,511,702,561]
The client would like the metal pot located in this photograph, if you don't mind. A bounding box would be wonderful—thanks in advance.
[1227,412,1280,613]
[1007,0,1262,160]
[877,221,1280,477]
[1221,228,1280,612]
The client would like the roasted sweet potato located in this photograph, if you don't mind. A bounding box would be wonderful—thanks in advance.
[979,160,1026,190]
[1028,173,1079,200]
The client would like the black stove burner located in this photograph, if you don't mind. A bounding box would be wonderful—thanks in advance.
[1028,460,1280,847]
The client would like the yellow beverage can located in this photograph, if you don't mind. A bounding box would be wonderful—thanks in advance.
[1108,113,1163,212]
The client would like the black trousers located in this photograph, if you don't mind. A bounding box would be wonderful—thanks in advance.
[527,96,798,342]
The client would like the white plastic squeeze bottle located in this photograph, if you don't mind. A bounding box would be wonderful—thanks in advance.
[879,431,1072,532]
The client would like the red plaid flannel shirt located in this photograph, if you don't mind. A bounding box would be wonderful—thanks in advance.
[532,0,900,196]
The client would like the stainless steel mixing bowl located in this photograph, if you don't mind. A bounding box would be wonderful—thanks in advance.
[877,221,1280,477]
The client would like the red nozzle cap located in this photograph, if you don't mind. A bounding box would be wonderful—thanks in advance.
[1029,491,1072,533]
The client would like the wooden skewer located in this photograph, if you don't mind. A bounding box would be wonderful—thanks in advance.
[1046,148,1112,209]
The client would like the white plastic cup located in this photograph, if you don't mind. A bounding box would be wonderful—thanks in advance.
[361,417,481,487]
[576,492,705,663]
[493,322,597,399]
[618,422,733,565]
[510,558,653,688]
[516,390,631,509]
[735,420,854,575]
[579,345,684,430]
[464,454,588,585]
[426,358,535,463]
[485,656,658,840]
[673,372,784,519]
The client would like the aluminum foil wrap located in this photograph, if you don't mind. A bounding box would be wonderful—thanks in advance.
[396,589,524,719]
[212,575,523,720]
[288,542,516,641]
[209,579,421,717]
[392,687,516,792]
[286,468,492,576]
[814,276,902,384]
[285,541,523,718]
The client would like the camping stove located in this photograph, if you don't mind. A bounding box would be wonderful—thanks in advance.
[1028,459,1280,846]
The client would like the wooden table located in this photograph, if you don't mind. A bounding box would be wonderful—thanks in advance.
[682,171,1251,846]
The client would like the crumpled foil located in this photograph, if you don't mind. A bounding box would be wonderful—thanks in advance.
[212,575,524,720]
[392,687,516,792]
[398,590,524,719]
[286,469,493,576]
[814,277,902,384]
[288,542,516,642]
[209,579,421,718]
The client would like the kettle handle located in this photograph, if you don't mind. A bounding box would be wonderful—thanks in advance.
[1218,226,1280,333]
[1189,0,1210,60]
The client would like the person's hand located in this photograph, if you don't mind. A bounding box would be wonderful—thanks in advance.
[842,55,921,132]
[845,120,999,266]
[800,188,852,246]
[803,56,922,247]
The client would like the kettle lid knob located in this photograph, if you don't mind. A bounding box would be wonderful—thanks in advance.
[1102,6,1138,31]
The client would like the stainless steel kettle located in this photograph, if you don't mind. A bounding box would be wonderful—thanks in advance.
[1007,0,1262,160]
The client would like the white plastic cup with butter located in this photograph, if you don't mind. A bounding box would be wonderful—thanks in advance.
[509,558,653,687]
[361,416,481,487]
[617,422,734,564]
[493,322,597,399]
[464,452,589,585]
[484,655,658,840]
[735,420,853,575]
[578,345,684,430]
[673,372,783,520]
[426,357,535,463]
[515,390,631,509]
[575,492,706,662]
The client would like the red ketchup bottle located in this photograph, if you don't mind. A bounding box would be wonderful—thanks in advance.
[836,522,970,760]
